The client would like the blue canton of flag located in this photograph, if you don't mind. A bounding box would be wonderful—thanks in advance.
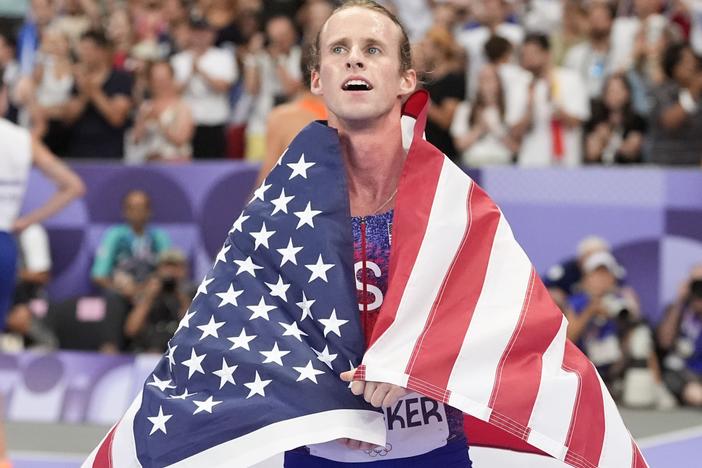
[131,123,384,467]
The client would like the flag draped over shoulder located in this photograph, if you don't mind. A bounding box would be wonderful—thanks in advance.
[84,90,648,468]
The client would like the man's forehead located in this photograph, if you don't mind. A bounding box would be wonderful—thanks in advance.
[320,7,399,46]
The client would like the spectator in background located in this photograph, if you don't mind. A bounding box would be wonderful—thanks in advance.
[256,50,326,186]
[648,42,702,165]
[0,32,20,123]
[563,1,617,100]
[17,0,56,76]
[550,0,588,66]
[584,73,647,164]
[5,224,58,349]
[456,0,524,97]
[658,265,702,407]
[545,235,612,310]
[30,27,74,157]
[450,64,519,166]
[128,61,194,163]
[203,0,244,47]
[611,0,669,71]
[91,189,171,351]
[297,0,334,47]
[565,251,671,406]
[52,0,99,47]
[124,248,193,353]
[106,7,135,72]
[243,15,302,160]
[515,33,589,166]
[418,26,466,161]
[62,29,134,160]
[172,16,237,158]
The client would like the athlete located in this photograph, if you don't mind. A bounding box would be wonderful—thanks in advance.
[0,115,85,468]
[283,2,472,466]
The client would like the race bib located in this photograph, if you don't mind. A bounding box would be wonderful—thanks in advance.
[308,392,449,462]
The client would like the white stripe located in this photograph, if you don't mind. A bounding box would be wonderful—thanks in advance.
[597,376,634,468]
[447,214,532,412]
[527,318,576,460]
[81,393,143,468]
[167,409,384,467]
[362,158,471,380]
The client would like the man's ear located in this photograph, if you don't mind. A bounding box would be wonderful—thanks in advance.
[310,69,323,96]
[398,68,417,97]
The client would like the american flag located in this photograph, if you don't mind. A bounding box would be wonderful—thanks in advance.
[84,91,647,468]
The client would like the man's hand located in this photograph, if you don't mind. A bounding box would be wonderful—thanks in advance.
[340,369,408,408]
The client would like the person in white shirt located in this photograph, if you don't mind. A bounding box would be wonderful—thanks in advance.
[0,115,84,467]
[455,0,524,97]
[515,33,590,167]
[611,0,669,70]
[171,16,237,159]
[563,1,617,99]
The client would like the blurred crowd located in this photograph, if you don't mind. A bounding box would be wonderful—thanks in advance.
[0,0,701,166]
[1,0,702,412]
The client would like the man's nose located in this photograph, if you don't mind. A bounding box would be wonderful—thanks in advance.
[345,47,365,70]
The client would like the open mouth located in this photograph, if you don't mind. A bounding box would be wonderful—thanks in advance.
[342,79,373,91]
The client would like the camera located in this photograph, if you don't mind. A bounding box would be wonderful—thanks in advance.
[161,276,178,293]
[601,293,631,319]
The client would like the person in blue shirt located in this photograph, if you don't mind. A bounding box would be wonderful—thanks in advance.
[91,189,171,351]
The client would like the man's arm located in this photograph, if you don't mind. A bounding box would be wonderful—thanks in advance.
[124,277,161,338]
[88,88,132,128]
[12,139,85,232]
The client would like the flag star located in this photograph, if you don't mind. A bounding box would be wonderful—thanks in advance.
[296,292,315,321]
[260,341,291,366]
[196,315,226,340]
[213,357,238,389]
[169,388,195,400]
[166,343,177,370]
[194,277,214,299]
[216,283,243,307]
[247,296,277,321]
[287,153,315,179]
[293,360,325,384]
[230,213,250,234]
[192,396,223,415]
[175,310,196,334]
[228,328,257,351]
[147,406,173,435]
[270,188,295,215]
[244,371,272,399]
[312,345,338,370]
[250,182,272,203]
[250,222,276,250]
[215,244,231,266]
[305,255,334,283]
[319,309,348,338]
[278,321,308,342]
[265,275,290,302]
[294,202,322,229]
[234,256,263,277]
[147,375,176,392]
[181,348,206,379]
[277,238,303,266]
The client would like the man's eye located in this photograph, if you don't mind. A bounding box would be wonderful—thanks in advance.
[332,46,344,54]
[368,47,380,55]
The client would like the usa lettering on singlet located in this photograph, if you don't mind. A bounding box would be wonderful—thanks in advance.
[0,118,32,231]
[307,213,456,462]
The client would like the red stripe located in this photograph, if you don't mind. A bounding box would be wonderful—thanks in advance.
[93,423,118,468]
[562,341,605,468]
[488,270,564,439]
[631,439,647,468]
[404,184,501,389]
[368,139,444,347]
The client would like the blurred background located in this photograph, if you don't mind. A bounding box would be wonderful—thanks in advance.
[0,0,701,467]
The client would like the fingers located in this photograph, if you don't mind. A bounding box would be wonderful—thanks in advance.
[339,370,355,382]
[336,438,377,451]
[381,386,407,408]
[364,381,377,403]
[350,379,365,396]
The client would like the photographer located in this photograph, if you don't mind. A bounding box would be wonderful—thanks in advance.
[565,252,673,407]
[657,265,702,407]
[123,249,193,353]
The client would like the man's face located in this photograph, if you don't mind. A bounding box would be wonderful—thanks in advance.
[32,0,54,27]
[583,267,617,297]
[520,42,547,75]
[311,7,416,126]
[674,48,700,87]
[588,5,613,41]
[123,192,151,229]
[266,17,297,52]
[77,38,105,68]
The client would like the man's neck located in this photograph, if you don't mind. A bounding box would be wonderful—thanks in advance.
[330,111,406,216]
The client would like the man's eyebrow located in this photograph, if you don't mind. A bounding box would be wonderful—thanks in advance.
[325,36,389,48]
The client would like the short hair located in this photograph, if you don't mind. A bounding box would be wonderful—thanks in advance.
[80,29,112,49]
[484,35,512,63]
[589,0,617,20]
[310,0,412,74]
[122,189,151,208]
[523,32,550,52]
